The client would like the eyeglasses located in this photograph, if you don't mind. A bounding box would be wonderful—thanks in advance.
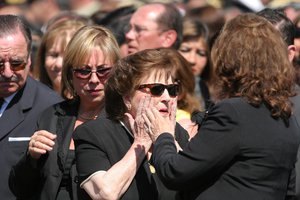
[73,66,112,80]
[138,83,179,97]
[0,60,27,72]
[126,24,165,37]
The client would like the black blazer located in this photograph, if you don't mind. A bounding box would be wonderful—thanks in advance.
[74,111,189,200]
[9,100,82,200]
[0,77,62,200]
[153,97,300,200]
[291,85,300,200]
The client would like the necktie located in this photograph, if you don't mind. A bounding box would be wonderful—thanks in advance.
[0,98,4,109]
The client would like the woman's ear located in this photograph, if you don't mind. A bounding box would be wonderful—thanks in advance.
[123,95,132,111]
[288,44,296,62]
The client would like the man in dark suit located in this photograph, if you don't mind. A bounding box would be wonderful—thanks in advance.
[0,15,62,200]
[257,8,300,199]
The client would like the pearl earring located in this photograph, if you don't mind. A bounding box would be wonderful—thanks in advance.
[127,104,131,111]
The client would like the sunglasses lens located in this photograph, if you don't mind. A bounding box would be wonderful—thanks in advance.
[138,84,179,97]
[11,62,27,71]
[0,62,27,71]
[96,68,111,77]
[150,85,165,96]
[74,69,91,79]
[167,85,179,97]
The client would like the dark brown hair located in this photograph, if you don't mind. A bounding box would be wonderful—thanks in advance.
[105,48,182,120]
[211,13,295,120]
[0,15,32,54]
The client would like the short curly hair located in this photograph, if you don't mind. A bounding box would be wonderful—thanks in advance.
[105,48,182,121]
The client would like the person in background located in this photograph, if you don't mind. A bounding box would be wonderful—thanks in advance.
[257,8,296,63]
[125,2,183,55]
[0,15,62,200]
[93,5,136,57]
[292,14,300,87]
[185,4,225,43]
[24,0,63,30]
[69,0,101,17]
[74,48,189,200]
[9,25,120,200]
[178,18,212,109]
[175,50,201,138]
[144,13,299,200]
[41,11,93,33]
[33,19,87,94]
[257,8,300,200]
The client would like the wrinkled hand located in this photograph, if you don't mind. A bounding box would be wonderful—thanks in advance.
[125,95,152,148]
[28,130,57,159]
[143,99,177,143]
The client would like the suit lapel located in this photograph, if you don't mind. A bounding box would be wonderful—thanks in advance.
[0,79,36,140]
[56,101,78,171]
[0,101,25,140]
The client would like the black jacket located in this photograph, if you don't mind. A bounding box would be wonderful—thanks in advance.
[153,97,300,200]
[9,99,80,200]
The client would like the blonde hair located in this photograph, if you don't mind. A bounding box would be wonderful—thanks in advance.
[61,25,121,99]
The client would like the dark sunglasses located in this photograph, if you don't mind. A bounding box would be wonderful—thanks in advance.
[138,83,179,97]
[0,61,27,71]
[73,66,112,80]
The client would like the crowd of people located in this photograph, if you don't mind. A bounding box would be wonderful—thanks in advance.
[1,0,300,200]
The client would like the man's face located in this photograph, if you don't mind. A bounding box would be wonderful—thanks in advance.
[125,5,167,55]
[0,30,31,98]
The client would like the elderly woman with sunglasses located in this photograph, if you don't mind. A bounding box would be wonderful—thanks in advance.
[73,48,189,200]
[9,25,120,200]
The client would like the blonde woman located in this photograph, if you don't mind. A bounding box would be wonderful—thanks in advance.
[10,25,120,200]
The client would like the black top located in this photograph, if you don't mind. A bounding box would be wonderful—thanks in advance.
[153,97,300,200]
[74,111,189,200]
[57,150,76,200]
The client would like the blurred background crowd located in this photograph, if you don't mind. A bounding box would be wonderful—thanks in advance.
[2,0,300,199]
[2,0,300,97]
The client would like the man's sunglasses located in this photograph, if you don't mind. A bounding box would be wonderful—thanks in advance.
[0,61,27,72]
[73,66,112,80]
[138,83,179,97]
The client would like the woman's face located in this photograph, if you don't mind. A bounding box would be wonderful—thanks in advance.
[72,47,112,107]
[126,70,178,119]
[45,31,73,90]
[179,38,208,76]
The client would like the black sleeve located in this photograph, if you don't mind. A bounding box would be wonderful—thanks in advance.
[73,121,111,184]
[174,123,189,147]
[9,151,44,198]
[8,107,56,198]
[286,165,296,200]
[152,101,240,190]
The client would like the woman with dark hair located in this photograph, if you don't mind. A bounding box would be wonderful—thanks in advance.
[178,18,212,109]
[143,13,300,199]
[74,48,189,200]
